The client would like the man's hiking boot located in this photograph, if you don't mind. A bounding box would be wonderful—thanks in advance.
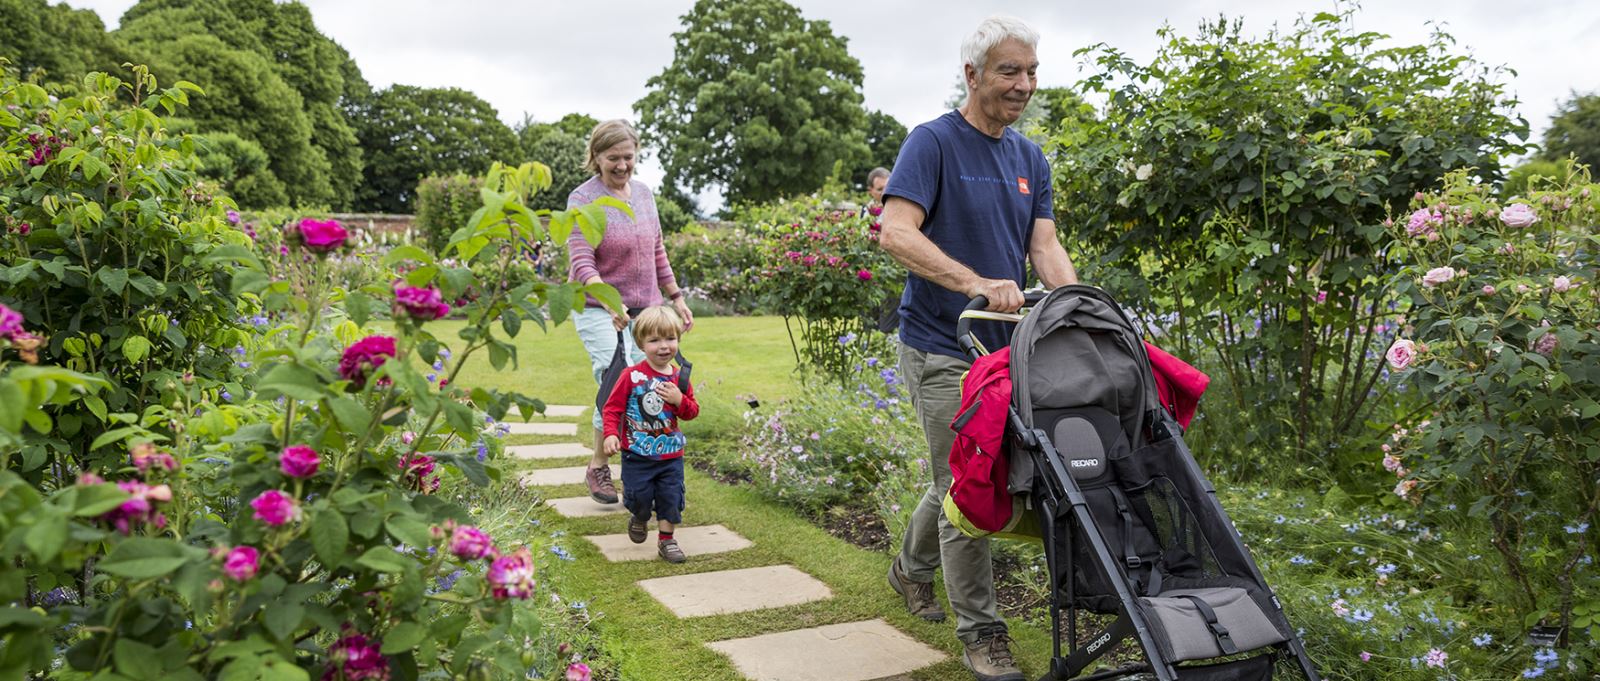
[628,516,649,544]
[586,465,618,504]
[962,633,1023,681]
[887,556,946,622]
[658,538,686,563]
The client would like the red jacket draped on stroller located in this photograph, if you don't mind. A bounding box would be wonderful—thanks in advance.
[945,342,1209,538]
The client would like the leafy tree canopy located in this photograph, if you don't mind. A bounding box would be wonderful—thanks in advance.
[516,112,598,153]
[355,85,519,213]
[1540,91,1600,172]
[116,0,367,208]
[524,129,588,212]
[861,109,906,184]
[635,0,869,207]
[0,0,125,80]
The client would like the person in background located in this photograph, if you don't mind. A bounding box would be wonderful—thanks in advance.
[567,119,695,506]
[864,166,891,217]
[877,15,1078,681]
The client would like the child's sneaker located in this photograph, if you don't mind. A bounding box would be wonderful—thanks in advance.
[628,516,649,544]
[658,538,686,563]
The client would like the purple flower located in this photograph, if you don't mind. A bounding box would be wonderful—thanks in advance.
[250,489,299,527]
[339,336,397,389]
[1534,332,1558,357]
[226,210,241,225]
[322,630,389,681]
[280,445,321,478]
[486,548,535,599]
[392,283,451,321]
[449,525,495,561]
[222,546,260,582]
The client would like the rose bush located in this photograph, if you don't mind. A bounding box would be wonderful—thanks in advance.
[0,65,625,678]
[1381,163,1597,670]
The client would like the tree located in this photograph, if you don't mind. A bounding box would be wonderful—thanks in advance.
[355,85,519,213]
[861,109,906,182]
[117,0,367,208]
[1540,91,1600,172]
[523,129,588,212]
[516,112,598,153]
[0,0,126,80]
[635,0,869,206]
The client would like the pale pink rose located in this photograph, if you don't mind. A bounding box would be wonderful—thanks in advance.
[1421,267,1455,287]
[1406,209,1442,236]
[1534,333,1558,357]
[222,546,260,582]
[1380,443,1391,453]
[1517,284,1530,293]
[1394,479,1419,500]
[1385,339,1417,371]
[1500,203,1538,227]
[1498,242,1515,255]
[1382,453,1403,472]
[1481,285,1495,296]
[1552,276,1574,293]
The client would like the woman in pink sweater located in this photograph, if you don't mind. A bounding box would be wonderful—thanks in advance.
[567,119,695,505]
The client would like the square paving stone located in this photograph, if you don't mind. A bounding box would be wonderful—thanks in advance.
[546,496,629,518]
[520,465,617,487]
[707,619,945,681]
[585,524,752,562]
[636,565,831,618]
[504,422,578,436]
[506,442,592,460]
[540,404,588,418]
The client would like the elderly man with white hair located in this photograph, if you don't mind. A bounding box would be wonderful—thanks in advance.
[878,14,1078,681]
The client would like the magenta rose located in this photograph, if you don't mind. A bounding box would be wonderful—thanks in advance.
[280,445,321,478]
[250,489,300,527]
[105,481,172,534]
[295,218,349,252]
[1499,203,1539,227]
[222,546,260,582]
[566,662,592,681]
[1385,339,1417,371]
[323,630,390,681]
[486,548,536,600]
[392,283,451,321]
[339,335,397,389]
[0,304,23,340]
[449,525,495,561]
[856,269,873,281]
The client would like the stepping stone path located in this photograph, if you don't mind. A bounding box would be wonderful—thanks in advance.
[521,412,945,679]
[546,496,629,518]
[506,442,592,460]
[520,464,617,487]
[504,421,578,436]
[585,524,753,562]
[637,565,832,617]
[709,619,946,681]
[539,404,588,418]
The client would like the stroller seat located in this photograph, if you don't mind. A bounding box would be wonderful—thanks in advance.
[1140,584,1287,662]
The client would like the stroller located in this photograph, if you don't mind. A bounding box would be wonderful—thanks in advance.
[953,286,1320,681]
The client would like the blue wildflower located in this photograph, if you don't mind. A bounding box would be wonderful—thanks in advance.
[1375,563,1397,576]
[550,546,574,561]
[1472,633,1492,647]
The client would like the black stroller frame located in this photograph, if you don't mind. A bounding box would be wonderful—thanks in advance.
[955,286,1320,681]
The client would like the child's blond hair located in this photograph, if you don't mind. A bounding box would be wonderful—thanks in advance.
[632,305,685,344]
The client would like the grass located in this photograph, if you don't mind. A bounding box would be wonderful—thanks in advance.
[463,314,1062,679]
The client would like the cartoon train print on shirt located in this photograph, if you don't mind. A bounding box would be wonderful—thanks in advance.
[624,373,687,458]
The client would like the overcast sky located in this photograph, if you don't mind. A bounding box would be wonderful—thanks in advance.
[74,0,1600,212]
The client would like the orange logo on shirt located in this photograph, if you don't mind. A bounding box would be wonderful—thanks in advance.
[1017,177,1030,195]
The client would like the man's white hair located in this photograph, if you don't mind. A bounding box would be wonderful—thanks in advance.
[961,15,1040,92]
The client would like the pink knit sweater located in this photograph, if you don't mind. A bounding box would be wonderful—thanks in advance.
[565,177,678,309]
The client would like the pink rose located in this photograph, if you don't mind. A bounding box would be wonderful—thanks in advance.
[294,218,349,252]
[106,481,171,534]
[280,445,321,478]
[1394,479,1419,500]
[130,443,179,474]
[339,335,397,389]
[392,283,451,321]
[1499,203,1538,227]
[1382,453,1403,473]
[250,489,300,527]
[565,663,592,681]
[449,525,496,561]
[1534,332,1558,357]
[1481,285,1495,296]
[398,454,439,493]
[487,548,536,599]
[1420,266,1455,287]
[856,269,873,281]
[0,304,23,340]
[222,546,260,582]
[1552,276,1575,293]
[1385,339,1417,371]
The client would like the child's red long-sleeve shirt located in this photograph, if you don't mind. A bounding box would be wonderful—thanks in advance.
[601,360,698,460]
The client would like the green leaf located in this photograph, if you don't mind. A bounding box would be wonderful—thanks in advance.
[256,363,328,401]
[99,538,193,579]
[327,397,371,434]
[114,639,163,680]
[345,292,375,328]
[122,336,153,364]
[355,546,409,573]
[580,282,621,319]
[230,269,270,296]
[452,454,490,487]
[382,245,435,267]
[310,509,349,568]
[385,515,433,549]
[258,656,309,681]
[262,602,304,641]
[72,482,130,516]
[381,621,428,654]
[98,267,129,294]
[23,510,67,562]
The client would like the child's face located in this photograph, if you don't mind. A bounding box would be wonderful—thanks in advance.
[640,332,679,369]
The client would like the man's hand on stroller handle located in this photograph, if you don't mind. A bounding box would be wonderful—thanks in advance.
[968,277,1025,312]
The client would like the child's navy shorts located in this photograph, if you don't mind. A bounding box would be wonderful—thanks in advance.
[621,453,684,524]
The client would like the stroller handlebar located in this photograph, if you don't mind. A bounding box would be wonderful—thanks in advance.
[956,291,1050,358]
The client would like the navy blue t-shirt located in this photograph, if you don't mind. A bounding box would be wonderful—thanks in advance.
[885,110,1054,359]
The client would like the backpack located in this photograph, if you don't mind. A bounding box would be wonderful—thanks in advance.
[943,348,1032,537]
